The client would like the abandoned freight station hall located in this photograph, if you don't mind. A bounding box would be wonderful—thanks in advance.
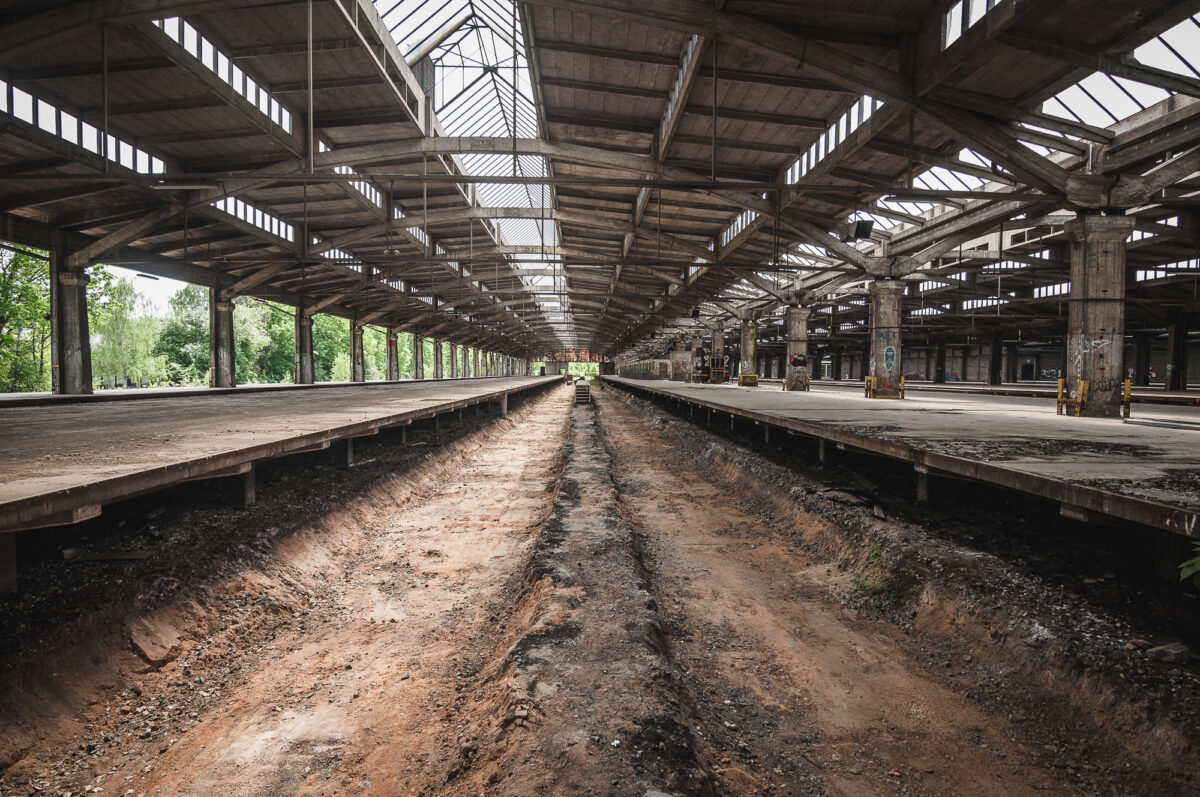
[4,0,1200,794]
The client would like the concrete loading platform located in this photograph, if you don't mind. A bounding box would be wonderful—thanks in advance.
[607,377,1200,540]
[0,376,558,544]
[760,378,1200,407]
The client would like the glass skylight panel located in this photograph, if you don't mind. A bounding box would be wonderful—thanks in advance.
[1044,16,1195,129]
[1034,282,1071,298]
[151,18,293,134]
[1,82,165,174]
[1136,258,1200,282]
[212,197,295,242]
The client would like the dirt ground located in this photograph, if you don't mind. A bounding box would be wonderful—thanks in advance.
[1,383,1198,796]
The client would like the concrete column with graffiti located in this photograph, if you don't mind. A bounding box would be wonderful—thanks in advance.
[1065,214,1135,417]
[868,279,905,398]
[785,305,811,390]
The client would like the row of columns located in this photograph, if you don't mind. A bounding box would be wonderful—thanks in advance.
[702,214,1161,417]
[50,264,525,391]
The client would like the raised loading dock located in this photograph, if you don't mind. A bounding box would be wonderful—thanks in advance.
[606,377,1200,539]
[0,376,558,539]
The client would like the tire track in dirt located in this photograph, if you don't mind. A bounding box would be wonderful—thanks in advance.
[433,399,716,796]
[593,389,1082,797]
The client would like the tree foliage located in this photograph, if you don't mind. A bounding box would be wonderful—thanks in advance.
[91,277,169,386]
[0,267,442,391]
[0,248,51,392]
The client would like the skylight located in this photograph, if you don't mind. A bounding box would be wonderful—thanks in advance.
[376,0,564,344]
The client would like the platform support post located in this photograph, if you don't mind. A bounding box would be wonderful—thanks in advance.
[1004,342,1019,384]
[335,437,355,467]
[818,438,834,468]
[210,292,236,387]
[786,305,811,391]
[401,425,407,444]
[500,394,508,415]
[1166,320,1188,392]
[868,279,905,398]
[915,467,930,504]
[432,338,443,379]
[50,243,93,394]
[413,335,424,379]
[385,327,400,381]
[1064,214,1135,416]
[1133,332,1151,387]
[295,308,315,384]
[0,533,16,594]
[763,425,771,445]
[449,344,458,378]
[932,340,946,384]
[473,348,480,378]
[350,321,365,382]
[236,465,256,507]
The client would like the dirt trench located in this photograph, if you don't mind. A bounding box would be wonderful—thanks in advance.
[1,383,1197,796]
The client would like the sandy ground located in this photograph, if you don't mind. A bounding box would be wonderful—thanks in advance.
[1,383,1198,796]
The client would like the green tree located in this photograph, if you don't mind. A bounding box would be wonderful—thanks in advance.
[154,284,209,385]
[232,298,294,384]
[313,314,349,381]
[0,247,52,392]
[397,332,414,378]
[90,276,169,387]
[363,326,387,380]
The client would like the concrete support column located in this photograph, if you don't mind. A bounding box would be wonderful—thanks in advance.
[449,344,458,378]
[413,336,424,379]
[933,340,947,384]
[210,292,236,388]
[433,339,443,379]
[350,322,365,382]
[1004,342,1018,383]
[785,305,811,390]
[385,327,399,381]
[51,263,94,394]
[986,335,1003,386]
[474,348,480,378]
[831,350,843,380]
[868,279,905,397]
[1166,321,1188,391]
[1065,214,1135,416]
[295,310,315,384]
[0,532,16,594]
[739,317,758,378]
[1133,332,1152,387]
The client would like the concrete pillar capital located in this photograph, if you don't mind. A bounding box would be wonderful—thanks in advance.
[868,277,906,298]
[1064,213,1136,243]
[213,299,234,313]
[58,270,91,288]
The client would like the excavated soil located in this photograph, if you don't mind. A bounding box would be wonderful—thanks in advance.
[1,383,1198,796]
